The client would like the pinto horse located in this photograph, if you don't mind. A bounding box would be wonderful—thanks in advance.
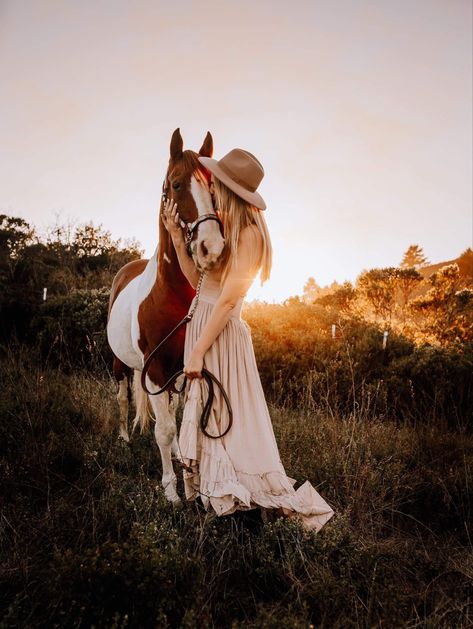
[107,128,225,506]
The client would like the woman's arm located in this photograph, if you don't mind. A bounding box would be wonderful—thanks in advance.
[171,230,200,289]
[185,225,262,377]
[161,198,200,289]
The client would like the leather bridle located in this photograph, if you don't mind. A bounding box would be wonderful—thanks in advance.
[161,170,223,257]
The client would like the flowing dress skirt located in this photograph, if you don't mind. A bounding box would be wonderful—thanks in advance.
[177,274,335,533]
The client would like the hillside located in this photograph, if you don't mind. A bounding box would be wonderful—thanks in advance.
[409,247,473,301]
[419,248,473,282]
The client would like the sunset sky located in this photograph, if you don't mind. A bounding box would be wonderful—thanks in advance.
[1,0,471,302]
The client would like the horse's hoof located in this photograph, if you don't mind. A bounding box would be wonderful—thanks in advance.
[154,485,182,508]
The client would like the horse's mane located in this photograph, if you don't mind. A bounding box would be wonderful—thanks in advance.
[181,150,212,185]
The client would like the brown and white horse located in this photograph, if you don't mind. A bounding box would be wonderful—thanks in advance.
[107,128,225,505]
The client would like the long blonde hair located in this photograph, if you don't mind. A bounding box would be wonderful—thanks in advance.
[213,177,272,288]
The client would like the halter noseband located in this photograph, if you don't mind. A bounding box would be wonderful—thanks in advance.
[161,171,223,257]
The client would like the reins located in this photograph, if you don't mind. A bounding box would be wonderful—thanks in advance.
[140,172,233,440]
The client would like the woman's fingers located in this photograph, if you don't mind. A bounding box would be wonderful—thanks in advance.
[163,199,172,217]
[161,199,181,235]
[169,201,179,223]
[164,199,178,218]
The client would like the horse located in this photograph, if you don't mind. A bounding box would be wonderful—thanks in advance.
[106,128,225,506]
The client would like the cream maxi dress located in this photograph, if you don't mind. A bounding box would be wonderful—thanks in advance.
[177,268,335,533]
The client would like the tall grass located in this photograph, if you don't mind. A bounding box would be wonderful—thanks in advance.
[1,346,472,628]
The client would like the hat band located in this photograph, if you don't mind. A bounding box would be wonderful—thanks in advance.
[217,160,258,193]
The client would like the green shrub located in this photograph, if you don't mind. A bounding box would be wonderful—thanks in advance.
[244,302,473,428]
[31,288,112,371]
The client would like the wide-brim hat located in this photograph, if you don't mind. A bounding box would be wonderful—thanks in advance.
[198,148,267,210]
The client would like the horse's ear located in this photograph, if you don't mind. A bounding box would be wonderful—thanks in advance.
[199,131,213,158]
[170,128,183,160]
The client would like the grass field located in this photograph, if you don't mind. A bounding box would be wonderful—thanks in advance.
[1,349,472,628]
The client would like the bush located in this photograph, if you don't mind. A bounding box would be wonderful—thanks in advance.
[31,288,112,371]
[384,343,473,429]
[243,302,473,429]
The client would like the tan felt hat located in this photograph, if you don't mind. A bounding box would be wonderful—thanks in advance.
[198,148,267,210]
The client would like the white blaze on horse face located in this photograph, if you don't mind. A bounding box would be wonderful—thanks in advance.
[190,174,225,271]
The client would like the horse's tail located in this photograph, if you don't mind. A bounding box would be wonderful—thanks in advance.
[132,369,153,434]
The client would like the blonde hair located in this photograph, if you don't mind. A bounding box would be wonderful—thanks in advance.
[213,177,272,288]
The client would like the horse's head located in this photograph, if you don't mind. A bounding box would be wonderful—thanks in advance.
[163,128,225,273]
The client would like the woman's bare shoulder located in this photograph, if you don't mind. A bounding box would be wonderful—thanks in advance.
[237,223,263,272]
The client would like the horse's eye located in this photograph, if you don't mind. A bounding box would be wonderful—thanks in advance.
[172,181,181,191]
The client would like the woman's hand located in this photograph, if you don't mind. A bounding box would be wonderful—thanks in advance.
[161,198,183,242]
[183,350,204,380]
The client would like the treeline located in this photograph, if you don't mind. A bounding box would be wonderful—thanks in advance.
[1,214,472,429]
[0,214,142,340]
[302,245,473,346]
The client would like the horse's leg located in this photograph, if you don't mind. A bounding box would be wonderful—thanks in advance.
[113,357,132,442]
[170,393,181,459]
[148,392,181,507]
[169,379,185,458]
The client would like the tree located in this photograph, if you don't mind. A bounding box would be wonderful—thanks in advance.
[0,215,36,279]
[302,277,321,303]
[356,267,398,324]
[393,267,423,308]
[47,221,143,289]
[456,247,473,284]
[0,214,144,341]
[315,281,355,313]
[73,222,114,258]
[302,277,345,304]
[400,244,429,269]
[409,263,473,344]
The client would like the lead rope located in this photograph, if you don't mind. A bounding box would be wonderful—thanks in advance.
[141,270,233,440]
[140,270,205,397]
[140,270,234,505]
[172,273,232,505]
[172,276,233,507]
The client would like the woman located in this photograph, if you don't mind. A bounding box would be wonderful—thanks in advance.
[161,147,335,533]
